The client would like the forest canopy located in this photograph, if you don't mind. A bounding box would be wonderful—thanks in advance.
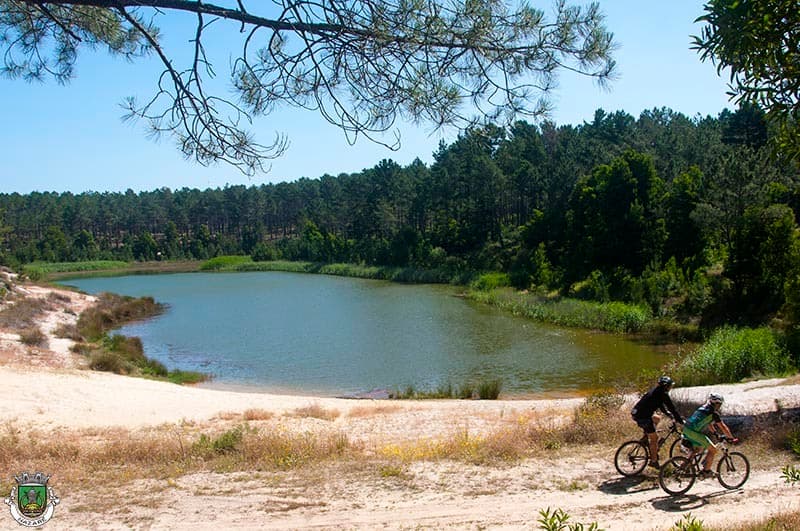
[2,104,799,334]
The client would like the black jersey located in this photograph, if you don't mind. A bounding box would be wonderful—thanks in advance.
[631,385,683,423]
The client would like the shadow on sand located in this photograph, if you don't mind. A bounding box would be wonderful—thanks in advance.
[651,488,743,513]
[598,474,660,495]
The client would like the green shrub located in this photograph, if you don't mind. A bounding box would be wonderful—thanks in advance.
[140,357,169,378]
[251,242,281,262]
[471,272,511,291]
[88,350,128,374]
[167,369,209,385]
[199,255,253,271]
[786,426,800,457]
[193,426,245,455]
[569,270,610,302]
[675,326,795,386]
[105,334,146,362]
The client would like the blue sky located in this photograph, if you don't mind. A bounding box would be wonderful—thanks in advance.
[1,1,732,194]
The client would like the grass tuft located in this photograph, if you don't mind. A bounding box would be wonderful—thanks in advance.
[292,404,341,421]
[19,327,48,347]
[390,379,503,400]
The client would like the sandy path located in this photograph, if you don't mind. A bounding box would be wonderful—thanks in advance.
[36,455,800,530]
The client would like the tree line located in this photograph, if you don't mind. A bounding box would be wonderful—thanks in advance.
[2,104,799,331]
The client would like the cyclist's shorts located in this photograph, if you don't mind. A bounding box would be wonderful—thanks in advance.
[682,427,713,449]
[632,414,656,434]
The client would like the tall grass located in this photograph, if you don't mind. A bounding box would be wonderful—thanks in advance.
[390,379,502,399]
[23,261,129,280]
[199,255,253,271]
[230,260,472,284]
[467,288,651,333]
[675,326,795,386]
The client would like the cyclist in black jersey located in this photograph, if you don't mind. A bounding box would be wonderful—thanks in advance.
[631,375,684,469]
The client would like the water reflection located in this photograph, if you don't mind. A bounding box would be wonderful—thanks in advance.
[64,272,665,396]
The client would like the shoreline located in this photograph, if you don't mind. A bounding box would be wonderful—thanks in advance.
[3,359,797,433]
[3,277,800,530]
[2,277,799,432]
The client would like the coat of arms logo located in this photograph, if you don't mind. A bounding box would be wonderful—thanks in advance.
[4,471,60,527]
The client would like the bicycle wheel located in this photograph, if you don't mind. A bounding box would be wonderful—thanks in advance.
[659,456,696,496]
[614,440,649,476]
[668,436,685,458]
[717,451,750,489]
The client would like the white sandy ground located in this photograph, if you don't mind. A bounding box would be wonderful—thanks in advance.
[1,278,799,530]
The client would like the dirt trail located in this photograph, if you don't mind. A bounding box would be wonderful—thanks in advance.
[42,457,796,530]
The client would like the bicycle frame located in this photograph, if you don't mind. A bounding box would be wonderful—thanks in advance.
[638,421,681,448]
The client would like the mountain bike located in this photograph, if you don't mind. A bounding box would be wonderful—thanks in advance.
[614,420,683,476]
[658,434,749,496]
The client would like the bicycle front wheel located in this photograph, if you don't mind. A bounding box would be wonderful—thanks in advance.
[659,456,696,496]
[717,451,750,489]
[614,440,649,476]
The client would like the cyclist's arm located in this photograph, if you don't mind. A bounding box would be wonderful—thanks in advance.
[713,420,734,440]
[662,394,684,424]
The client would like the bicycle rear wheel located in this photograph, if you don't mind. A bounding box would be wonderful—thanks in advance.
[659,456,696,496]
[668,436,686,458]
[614,440,649,476]
[717,451,750,489]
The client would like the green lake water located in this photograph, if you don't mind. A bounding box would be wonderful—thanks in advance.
[65,272,667,396]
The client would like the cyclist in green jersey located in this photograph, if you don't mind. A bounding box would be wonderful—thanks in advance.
[681,393,738,479]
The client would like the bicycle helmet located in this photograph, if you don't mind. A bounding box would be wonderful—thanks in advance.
[658,375,674,387]
[708,393,724,406]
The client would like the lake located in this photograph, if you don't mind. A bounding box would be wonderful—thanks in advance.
[65,272,667,396]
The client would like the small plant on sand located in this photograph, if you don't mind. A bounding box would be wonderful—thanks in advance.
[782,465,800,485]
[54,322,83,341]
[243,408,274,421]
[537,507,601,530]
[292,404,340,421]
[378,464,406,478]
[193,426,246,455]
[19,327,47,347]
[670,514,706,531]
